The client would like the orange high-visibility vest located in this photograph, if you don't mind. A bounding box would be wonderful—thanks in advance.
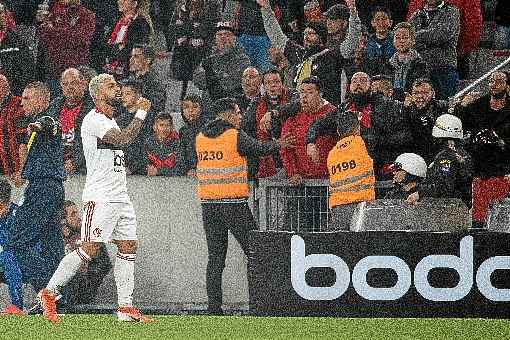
[327,135,375,208]
[196,129,249,200]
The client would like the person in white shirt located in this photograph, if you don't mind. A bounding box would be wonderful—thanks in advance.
[38,73,154,323]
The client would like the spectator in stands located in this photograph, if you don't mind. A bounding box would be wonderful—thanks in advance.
[233,0,277,72]
[128,44,166,114]
[387,22,429,101]
[327,112,375,230]
[267,47,294,89]
[385,153,427,199]
[370,74,394,98]
[453,71,510,227]
[178,94,209,176]
[104,0,152,77]
[37,0,96,94]
[306,72,406,176]
[61,200,112,307]
[170,0,219,101]
[408,0,460,99]
[0,7,35,96]
[0,74,24,177]
[257,0,362,106]
[145,112,181,176]
[194,21,251,103]
[408,0,482,80]
[402,78,448,163]
[280,76,336,184]
[361,7,395,77]
[76,65,97,102]
[241,68,298,179]
[323,4,351,49]
[237,67,261,114]
[53,68,93,175]
[169,2,211,74]
[81,0,118,72]
[117,78,151,175]
[356,0,409,27]
[407,114,473,209]
[494,0,510,49]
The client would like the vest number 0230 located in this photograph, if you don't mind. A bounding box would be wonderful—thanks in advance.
[331,160,357,175]
[198,150,224,161]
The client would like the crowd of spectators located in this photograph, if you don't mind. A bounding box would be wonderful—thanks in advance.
[0,0,507,233]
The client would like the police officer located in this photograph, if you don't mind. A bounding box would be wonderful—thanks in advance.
[385,153,427,199]
[327,111,375,231]
[407,114,473,208]
[195,97,294,315]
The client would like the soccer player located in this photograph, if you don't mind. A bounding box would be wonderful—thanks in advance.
[38,74,153,323]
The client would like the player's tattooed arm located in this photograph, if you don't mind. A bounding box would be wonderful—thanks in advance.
[102,98,151,147]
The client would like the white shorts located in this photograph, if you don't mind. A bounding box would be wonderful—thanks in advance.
[81,201,138,243]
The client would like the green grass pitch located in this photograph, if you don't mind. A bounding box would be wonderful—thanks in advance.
[1,315,509,340]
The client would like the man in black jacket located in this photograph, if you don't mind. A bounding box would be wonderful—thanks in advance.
[453,70,510,227]
[402,78,448,163]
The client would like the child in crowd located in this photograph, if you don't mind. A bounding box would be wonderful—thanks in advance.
[145,112,182,176]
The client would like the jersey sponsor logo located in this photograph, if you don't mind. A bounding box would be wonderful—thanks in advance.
[439,159,451,173]
[92,227,102,238]
[113,151,125,173]
[291,235,510,302]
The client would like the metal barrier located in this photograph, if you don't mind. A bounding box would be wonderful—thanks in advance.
[255,178,394,232]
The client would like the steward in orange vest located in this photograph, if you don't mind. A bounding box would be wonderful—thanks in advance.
[326,111,375,230]
[195,97,294,315]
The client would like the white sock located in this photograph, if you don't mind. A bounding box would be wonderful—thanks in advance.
[47,248,90,294]
[114,253,136,307]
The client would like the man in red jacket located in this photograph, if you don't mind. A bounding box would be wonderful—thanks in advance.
[280,76,336,183]
[38,0,96,83]
[280,76,336,232]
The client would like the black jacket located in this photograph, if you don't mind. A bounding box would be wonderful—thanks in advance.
[0,31,35,95]
[454,95,510,178]
[418,145,473,208]
[284,43,348,106]
[403,99,448,163]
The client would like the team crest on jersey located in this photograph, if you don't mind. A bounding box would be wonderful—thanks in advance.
[439,159,451,173]
[93,227,103,238]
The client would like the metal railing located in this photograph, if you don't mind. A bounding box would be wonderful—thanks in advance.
[254,178,393,232]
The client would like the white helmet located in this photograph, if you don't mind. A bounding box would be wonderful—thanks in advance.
[432,114,463,139]
[394,153,427,178]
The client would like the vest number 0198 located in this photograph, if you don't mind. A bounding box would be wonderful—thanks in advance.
[198,150,224,161]
[331,160,356,175]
